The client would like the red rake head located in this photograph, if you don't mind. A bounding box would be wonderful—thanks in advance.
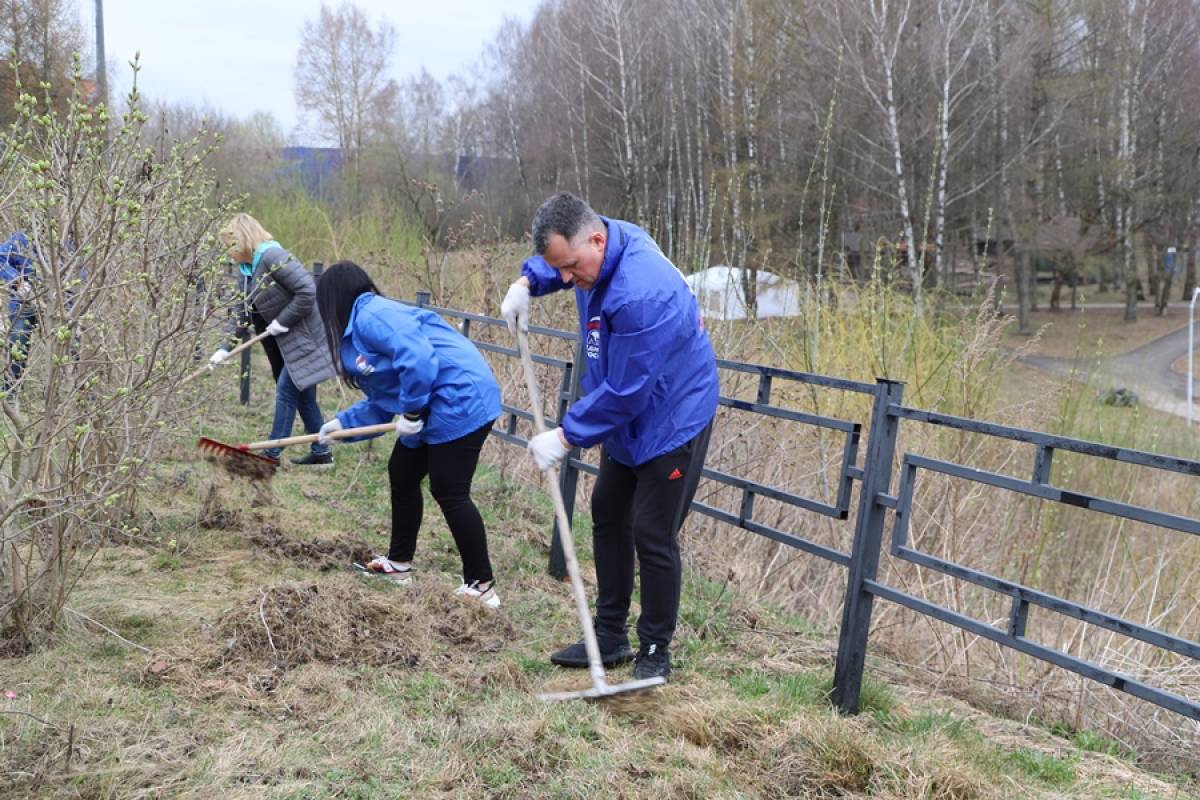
[197,437,279,481]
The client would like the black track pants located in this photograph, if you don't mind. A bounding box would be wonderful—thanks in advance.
[590,421,713,649]
[387,420,495,585]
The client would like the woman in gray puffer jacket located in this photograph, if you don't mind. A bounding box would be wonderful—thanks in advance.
[209,213,337,466]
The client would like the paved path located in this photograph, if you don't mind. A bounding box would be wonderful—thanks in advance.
[1022,322,1200,421]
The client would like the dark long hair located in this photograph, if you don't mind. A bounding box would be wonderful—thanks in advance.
[316,260,383,390]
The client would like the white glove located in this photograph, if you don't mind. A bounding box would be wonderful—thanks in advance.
[317,418,343,445]
[395,414,425,436]
[208,348,231,370]
[528,427,570,471]
[500,280,530,335]
[14,279,31,300]
[266,319,289,336]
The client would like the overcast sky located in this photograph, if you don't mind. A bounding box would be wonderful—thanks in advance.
[100,0,542,145]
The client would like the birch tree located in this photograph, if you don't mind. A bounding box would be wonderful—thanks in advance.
[1116,0,1148,322]
[839,0,923,308]
[294,1,399,188]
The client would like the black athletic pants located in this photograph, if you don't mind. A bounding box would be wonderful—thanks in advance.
[388,420,495,585]
[250,311,285,382]
[591,420,713,650]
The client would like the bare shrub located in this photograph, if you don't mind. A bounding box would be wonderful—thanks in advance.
[0,61,236,649]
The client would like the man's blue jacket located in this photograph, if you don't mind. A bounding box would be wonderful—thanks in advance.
[0,232,34,318]
[522,218,719,467]
[335,293,502,446]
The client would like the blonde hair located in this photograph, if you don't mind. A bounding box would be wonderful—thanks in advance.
[219,213,273,262]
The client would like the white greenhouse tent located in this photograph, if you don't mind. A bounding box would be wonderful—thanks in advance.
[684,266,806,321]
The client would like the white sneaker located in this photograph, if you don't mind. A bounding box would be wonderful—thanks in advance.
[356,555,414,585]
[455,580,500,609]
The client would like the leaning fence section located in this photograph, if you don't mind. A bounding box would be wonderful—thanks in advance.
[399,293,1200,726]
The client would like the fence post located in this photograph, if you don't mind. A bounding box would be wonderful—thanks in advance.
[546,361,573,581]
[237,268,252,407]
[415,291,431,308]
[238,325,251,406]
[832,377,904,714]
[313,261,323,280]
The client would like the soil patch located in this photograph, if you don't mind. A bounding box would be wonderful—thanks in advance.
[249,524,373,571]
[199,483,241,530]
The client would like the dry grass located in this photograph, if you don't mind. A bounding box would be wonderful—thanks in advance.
[1,437,1190,798]
[646,285,1200,770]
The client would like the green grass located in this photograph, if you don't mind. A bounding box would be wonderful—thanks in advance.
[1008,748,1079,787]
[247,188,426,270]
[1052,721,1133,759]
[4,460,1180,800]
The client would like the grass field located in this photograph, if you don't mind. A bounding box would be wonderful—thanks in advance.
[1002,305,1190,360]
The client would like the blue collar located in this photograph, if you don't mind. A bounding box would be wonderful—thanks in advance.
[593,218,624,289]
[240,240,281,276]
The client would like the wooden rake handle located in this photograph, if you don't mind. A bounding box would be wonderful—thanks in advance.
[182,329,273,386]
[241,422,399,451]
[516,327,611,692]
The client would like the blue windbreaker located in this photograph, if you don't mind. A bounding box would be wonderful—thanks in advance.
[335,293,502,447]
[0,232,35,319]
[522,217,719,467]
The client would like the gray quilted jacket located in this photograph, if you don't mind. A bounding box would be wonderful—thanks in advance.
[226,245,335,391]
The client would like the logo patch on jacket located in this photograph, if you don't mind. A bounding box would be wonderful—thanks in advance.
[586,316,601,360]
[354,354,375,376]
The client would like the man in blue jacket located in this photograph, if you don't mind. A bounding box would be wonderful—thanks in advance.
[1,232,36,394]
[502,192,719,681]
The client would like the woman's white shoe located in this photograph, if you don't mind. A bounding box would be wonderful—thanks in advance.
[455,580,500,609]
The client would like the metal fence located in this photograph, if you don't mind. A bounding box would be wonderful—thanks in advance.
[252,287,1200,723]
[404,293,1200,723]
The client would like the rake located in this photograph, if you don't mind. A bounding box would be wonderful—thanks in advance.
[198,422,399,480]
[514,326,666,702]
[181,330,271,386]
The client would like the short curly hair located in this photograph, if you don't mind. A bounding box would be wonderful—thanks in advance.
[531,192,603,255]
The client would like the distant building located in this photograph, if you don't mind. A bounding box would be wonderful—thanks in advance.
[452,151,511,192]
[277,147,343,200]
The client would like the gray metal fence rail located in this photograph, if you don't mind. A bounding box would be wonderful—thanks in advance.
[395,293,1200,723]
[848,405,1200,721]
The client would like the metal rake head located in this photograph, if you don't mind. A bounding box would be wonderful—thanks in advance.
[197,437,279,481]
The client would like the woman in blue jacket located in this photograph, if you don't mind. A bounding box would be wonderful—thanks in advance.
[316,261,503,608]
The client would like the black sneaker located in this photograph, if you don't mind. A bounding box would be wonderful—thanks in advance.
[633,643,671,681]
[289,451,334,468]
[550,634,634,668]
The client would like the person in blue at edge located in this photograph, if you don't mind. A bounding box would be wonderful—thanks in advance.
[1,231,36,394]
[315,261,503,609]
[501,192,719,681]
[209,213,335,467]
